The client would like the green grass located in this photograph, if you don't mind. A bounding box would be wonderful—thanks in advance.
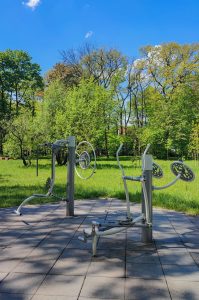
[0,157,199,215]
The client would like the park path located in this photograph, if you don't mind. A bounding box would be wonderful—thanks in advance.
[0,199,199,299]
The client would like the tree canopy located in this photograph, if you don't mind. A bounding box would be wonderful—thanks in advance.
[1,43,199,163]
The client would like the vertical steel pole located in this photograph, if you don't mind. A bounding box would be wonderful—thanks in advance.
[66,136,76,216]
[141,154,153,243]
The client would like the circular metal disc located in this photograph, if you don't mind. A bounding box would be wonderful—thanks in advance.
[79,151,91,169]
[152,162,163,179]
[171,161,195,182]
[75,141,96,180]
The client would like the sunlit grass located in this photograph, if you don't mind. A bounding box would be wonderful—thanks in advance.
[0,157,198,215]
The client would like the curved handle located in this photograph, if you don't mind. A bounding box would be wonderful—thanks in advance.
[143,144,151,157]
[116,143,124,172]
[153,173,181,190]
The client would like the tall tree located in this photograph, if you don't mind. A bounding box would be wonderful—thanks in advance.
[0,49,43,115]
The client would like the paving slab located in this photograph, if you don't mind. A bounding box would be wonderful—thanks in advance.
[87,260,125,278]
[0,293,33,300]
[0,258,21,273]
[50,255,91,276]
[126,262,164,279]
[80,277,125,299]
[66,237,93,249]
[13,259,55,274]
[158,248,196,265]
[0,274,7,283]
[162,264,199,281]
[125,278,171,300]
[190,252,199,265]
[32,295,77,300]
[167,280,199,300]
[1,199,199,299]
[35,275,84,297]
[126,250,160,264]
[0,272,45,294]
[92,249,125,262]
[0,245,34,260]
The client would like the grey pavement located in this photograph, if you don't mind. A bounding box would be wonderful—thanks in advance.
[0,199,199,299]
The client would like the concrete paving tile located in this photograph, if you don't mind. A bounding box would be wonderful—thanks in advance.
[32,295,77,300]
[13,259,55,274]
[12,237,43,248]
[184,242,199,250]
[153,225,176,233]
[0,245,34,259]
[126,250,160,264]
[48,229,76,239]
[174,227,196,235]
[0,258,21,272]
[60,248,91,258]
[0,274,7,283]
[36,274,84,296]
[50,256,91,276]
[38,236,71,248]
[0,273,45,294]
[180,232,199,243]
[0,230,24,246]
[126,263,164,279]
[66,238,93,249]
[162,264,199,281]
[97,238,125,250]
[2,200,199,298]
[126,241,156,251]
[155,241,185,249]
[87,260,125,277]
[190,252,199,265]
[80,276,125,299]
[125,278,170,299]
[91,249,125,262]
[154,233,182,243]
[79,298,120,300]
[167,280,199,299]
[0,293,33,300]
[24,247,63,261]
[158,248,196,265]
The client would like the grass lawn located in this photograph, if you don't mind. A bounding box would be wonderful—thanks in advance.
[0,156,198,215]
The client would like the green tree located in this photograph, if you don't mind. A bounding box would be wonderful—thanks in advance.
[4,109,36,166]
[53,78,116,156]
[0,49,43,115]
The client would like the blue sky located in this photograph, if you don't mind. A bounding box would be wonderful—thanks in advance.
[1,0,199,74]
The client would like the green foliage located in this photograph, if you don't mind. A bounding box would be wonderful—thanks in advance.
[43,78,117,152]
[2,43,199,162]
[3,108,42,165]
[189,122,199,158]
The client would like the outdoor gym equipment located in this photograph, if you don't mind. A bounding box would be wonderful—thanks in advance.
[79,143,195,256]
[14,136,96,216]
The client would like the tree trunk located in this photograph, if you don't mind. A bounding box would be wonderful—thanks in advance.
[104,128,109,158]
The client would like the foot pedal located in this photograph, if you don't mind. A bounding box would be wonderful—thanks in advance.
[78,236,87,243]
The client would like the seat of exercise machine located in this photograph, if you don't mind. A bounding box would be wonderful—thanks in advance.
[123,175,143,182]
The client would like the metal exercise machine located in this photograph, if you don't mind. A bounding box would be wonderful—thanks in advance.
[14,136,96,216]
[79,143,195,256]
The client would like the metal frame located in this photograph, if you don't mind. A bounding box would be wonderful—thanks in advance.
[79,143,195,256]
[14,136,76,216]
[79,144,152,256]
[14,137,96,217]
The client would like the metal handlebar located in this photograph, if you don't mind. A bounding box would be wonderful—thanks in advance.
[116,143,124,174]
[143,144,151,157]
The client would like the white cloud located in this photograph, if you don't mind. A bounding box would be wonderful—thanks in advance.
[85,31,93,39]
[22,0,41,10]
